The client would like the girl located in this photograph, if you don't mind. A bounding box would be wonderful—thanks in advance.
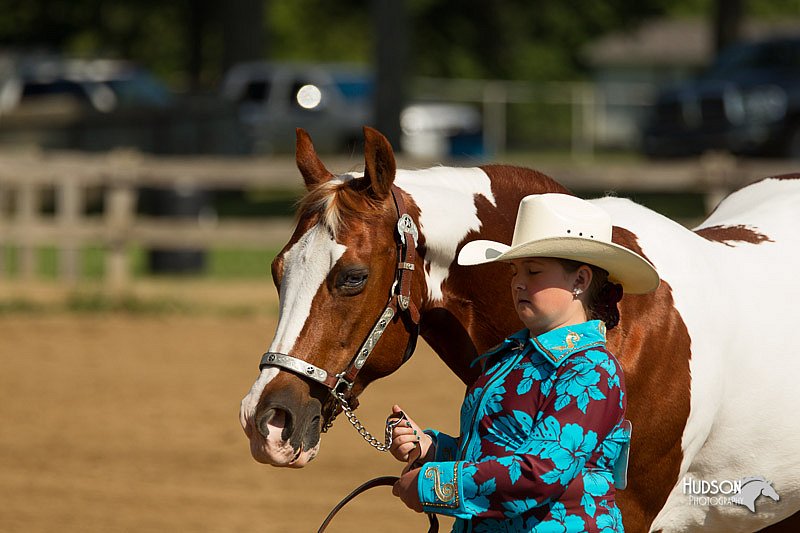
[389,193,659,532]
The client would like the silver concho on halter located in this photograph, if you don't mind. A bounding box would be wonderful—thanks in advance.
[397,214,419,247]
[397,295,411,310]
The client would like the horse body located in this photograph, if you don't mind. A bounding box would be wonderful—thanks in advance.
[240,128,800,532]
[592,181,800,531]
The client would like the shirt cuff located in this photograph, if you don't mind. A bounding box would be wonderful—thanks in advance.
[418,461,463,513]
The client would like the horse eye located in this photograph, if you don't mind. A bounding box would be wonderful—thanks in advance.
[336,268,369,293]
[345,272,368,286]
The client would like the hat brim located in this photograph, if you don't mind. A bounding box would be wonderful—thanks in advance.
[458,237,660,294]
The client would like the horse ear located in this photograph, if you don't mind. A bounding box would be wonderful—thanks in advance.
[296,128,334,190]
[362,126,396,201]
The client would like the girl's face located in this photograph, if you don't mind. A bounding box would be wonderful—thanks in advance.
[509,257,589,337]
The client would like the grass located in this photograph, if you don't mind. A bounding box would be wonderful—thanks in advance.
[1,245,281,281]
[207,249,275,279]
[0,296,266,317]
[63,291,195,315]
[0,245,281,316]
[0,298,47,314]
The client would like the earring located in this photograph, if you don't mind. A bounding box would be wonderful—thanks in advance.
[573,288,583,298]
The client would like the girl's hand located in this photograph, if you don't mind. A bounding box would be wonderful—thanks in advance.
[388,404,433,464]
[392,467,423,512]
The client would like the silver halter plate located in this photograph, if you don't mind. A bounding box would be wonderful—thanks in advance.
[260,352,329,384]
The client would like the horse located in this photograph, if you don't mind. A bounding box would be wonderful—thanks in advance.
[239,126,800,532]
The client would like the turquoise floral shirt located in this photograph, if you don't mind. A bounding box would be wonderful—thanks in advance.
[418,321,630,532]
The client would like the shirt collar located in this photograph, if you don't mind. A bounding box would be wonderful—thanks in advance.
[529,320,607,367]
[469,329,529,368]
[470,321,607,369]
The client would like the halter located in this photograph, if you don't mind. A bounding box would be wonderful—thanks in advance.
[258,185,421,447]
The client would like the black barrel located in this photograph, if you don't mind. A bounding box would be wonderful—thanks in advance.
[140,185,211,274]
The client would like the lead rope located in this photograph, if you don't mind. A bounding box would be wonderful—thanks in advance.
[316,476,439,533]
[317,412,439,532]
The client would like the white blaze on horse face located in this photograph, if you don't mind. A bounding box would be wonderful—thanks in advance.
[239,367,278,430]
[239,223,346,430]
[394,167,496,301]
[270,223,347,354]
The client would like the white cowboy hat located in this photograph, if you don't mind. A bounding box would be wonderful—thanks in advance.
[458,193,660,294]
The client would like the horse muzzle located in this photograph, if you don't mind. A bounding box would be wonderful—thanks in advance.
[242,398,323,467]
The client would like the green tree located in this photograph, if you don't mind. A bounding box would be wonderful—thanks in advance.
[2,0,799,88]
[408,0,673,81]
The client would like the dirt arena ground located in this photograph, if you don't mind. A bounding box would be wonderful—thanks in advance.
[0,282,466,532]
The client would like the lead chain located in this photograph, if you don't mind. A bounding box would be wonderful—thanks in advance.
[331,390,397,452]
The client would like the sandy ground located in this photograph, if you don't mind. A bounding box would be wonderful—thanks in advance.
[0,283,466,532]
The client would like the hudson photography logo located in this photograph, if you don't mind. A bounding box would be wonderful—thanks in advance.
[682,476,780,512]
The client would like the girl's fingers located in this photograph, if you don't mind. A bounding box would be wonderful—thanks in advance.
[391,426,418,439]
[391,435,420,449]
[395,442,419,458]
[392,434,420,446]
[388,406,426,464]
[391,434,421,452]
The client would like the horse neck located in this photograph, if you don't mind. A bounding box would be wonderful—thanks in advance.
[399,165,570,386]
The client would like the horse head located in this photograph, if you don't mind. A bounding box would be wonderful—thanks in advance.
[239,127,425,467]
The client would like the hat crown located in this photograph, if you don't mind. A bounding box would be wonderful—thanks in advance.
[511,194,613,247]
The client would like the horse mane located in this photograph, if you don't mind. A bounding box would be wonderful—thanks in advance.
[296,174,384,238]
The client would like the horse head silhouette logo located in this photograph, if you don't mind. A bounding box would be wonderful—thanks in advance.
[732,477,780,512]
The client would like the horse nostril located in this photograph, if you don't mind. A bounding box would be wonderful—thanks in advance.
[256,408,275,439]
[257,407,294,442]
[280,409,294,441]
